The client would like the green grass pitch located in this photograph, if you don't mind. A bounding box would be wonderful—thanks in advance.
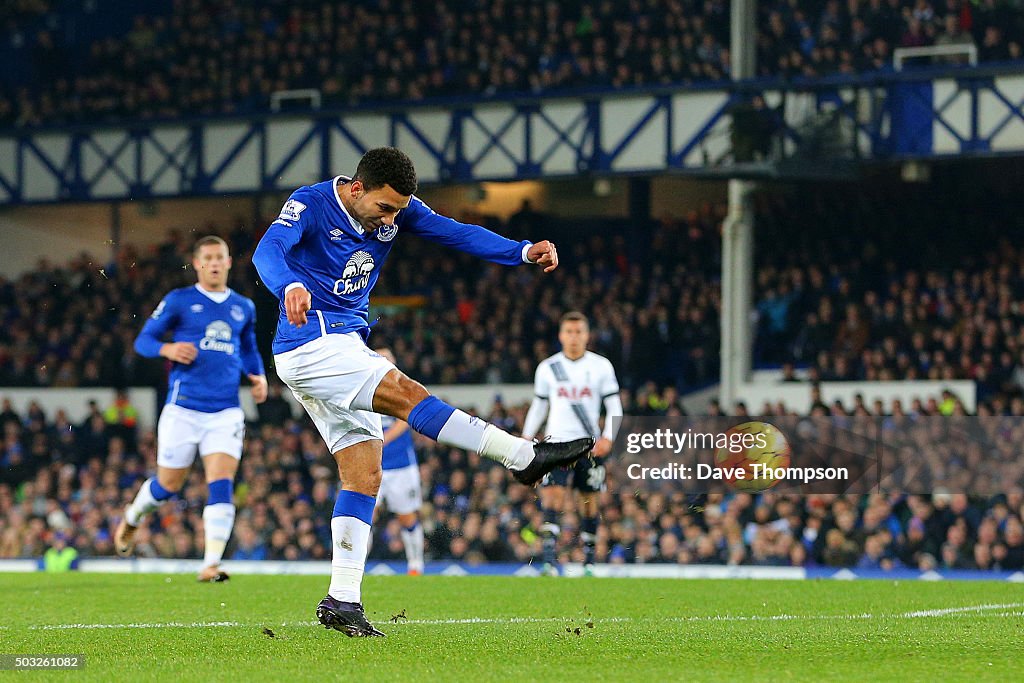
[3,573,1023,681]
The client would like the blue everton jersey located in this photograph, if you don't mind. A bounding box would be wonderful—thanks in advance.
[381,415,417,470]
[134,285,265,413]
[253,176,532,354]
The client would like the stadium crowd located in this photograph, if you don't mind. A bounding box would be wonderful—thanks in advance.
[2,390,1023,572]
[3,0,1023,127]
[752,180,1024,408]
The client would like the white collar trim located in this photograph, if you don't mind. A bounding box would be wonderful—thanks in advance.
[333,175,364,235]
[195,284,231,303]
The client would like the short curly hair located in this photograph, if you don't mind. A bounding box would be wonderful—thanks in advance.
[353,147,418,196]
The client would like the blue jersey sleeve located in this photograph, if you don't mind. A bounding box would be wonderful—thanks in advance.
[253,189,319,299]
[240,298,265,376]
[134,293,179,357]
[400,197,531,266]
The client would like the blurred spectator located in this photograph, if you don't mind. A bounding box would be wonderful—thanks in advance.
[103,389,139,449]
[823,528,861,567]
[231,523,269,561]
[41,531,78,572]
[934,14,975,63]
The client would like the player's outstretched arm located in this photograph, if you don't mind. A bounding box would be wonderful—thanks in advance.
[402,197,559,270]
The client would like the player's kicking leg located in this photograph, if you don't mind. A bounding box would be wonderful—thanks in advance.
[321,368,592,635]
[275,338,593,637]
[372,369,594,487]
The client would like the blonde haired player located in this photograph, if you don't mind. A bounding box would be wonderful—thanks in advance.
[523,311,622,576]
[115,236,267,582]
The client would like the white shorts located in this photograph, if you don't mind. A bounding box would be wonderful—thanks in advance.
[273,332,396,453]
[157,404,245,469]
[378,464,423,516]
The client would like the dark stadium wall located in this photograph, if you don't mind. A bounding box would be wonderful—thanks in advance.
[418,177,727,221]
[0,176,730,278]
[4,159,1021,280]
[0,197,256,278]
[0,203,115,277]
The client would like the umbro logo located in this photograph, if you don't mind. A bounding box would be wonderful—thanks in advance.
[191,304,204,313]
[330,228,344,241]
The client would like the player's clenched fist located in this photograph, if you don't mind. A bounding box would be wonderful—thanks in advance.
[527,240,559,272]
[285,286,312,326]
[160,341,198,364]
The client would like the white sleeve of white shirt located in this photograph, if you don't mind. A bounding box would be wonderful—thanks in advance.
[601,393,623,442]
[600,360,622,441]
[521,364,551,439]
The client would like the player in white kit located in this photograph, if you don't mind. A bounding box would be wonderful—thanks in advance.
[523,311,622,576]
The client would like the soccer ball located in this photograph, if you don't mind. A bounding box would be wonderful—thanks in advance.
[714,421,791,492]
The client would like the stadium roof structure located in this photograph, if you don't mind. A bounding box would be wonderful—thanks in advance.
[2,64,1024,205]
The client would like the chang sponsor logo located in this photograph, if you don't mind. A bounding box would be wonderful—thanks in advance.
[333,250,375,295]
[199,320,235,354]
